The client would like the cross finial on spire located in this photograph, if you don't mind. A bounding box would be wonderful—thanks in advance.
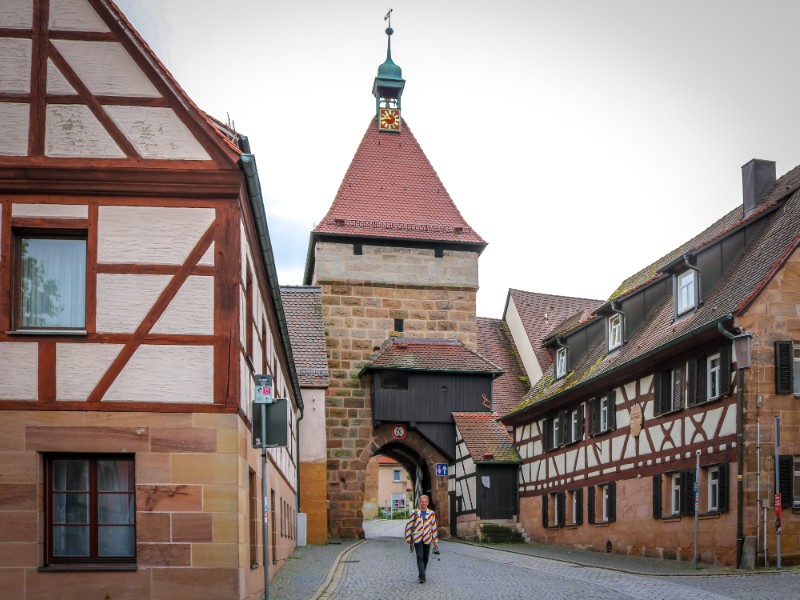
[384,8,393,29]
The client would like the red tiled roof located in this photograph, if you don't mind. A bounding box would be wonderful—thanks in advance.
[506,290,603,372]
[313,117,486,246]
[362,338,501,374]
[506,169,800,421]
[280,286,329,387]
[377,456,399,465]
[477,317,530,416]
[452,413,518,463]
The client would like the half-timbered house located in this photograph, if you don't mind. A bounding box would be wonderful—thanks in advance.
[0,1,301,597]
[503,159,800,567]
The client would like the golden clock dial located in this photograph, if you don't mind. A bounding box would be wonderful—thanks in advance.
[379,108,401,131]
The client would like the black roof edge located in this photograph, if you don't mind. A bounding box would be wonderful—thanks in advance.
[239,150,304,416]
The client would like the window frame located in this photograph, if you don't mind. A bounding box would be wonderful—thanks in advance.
[570,408,581,443]
[13,230,88,332]
[44,453,136,569]
[708,466,720,512]
[676,269,697,315]
[608,313,623,351]
[706,353,721,401]
[601,484,610,522]
[555,347,568,379]
[670,473,682,516]
[393,468,401,482]
[599,396,608,432]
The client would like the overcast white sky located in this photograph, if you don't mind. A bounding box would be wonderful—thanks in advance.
[115,0,800,318]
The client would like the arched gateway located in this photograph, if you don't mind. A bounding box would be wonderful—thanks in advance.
[302,19,491,540]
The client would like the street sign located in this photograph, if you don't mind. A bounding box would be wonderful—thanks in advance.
[435,463,448,476]
[251,398,289,448]
[391,424,407,439]
[254,373,273,404]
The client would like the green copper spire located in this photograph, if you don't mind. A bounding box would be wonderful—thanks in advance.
[372,9,405,111]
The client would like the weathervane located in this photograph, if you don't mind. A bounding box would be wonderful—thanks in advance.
[384,8,392,29]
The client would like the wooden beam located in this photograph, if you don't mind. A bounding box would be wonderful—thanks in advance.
[47,41,141,158]
[86,221,218,402]
[28,0,49,156]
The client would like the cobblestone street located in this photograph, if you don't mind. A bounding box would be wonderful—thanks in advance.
[270,521,800,600]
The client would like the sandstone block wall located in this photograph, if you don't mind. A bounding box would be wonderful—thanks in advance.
[0,410,297,599]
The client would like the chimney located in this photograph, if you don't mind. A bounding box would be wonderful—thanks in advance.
[741,159,776,217]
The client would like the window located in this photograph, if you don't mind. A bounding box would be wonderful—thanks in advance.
[706,354,721,401]
[794,459,800,509]
[708,467,719,512]
[381,372,408,390]
[249,469,258,566]
[670,473,682,515]
[45,454,135,566]
[608,313,623,350]
[15,234,87,330]
[568,488,583,525]
[393,319,404,333]
[676,269,697,315]
[588,392,615,436]
[542,491,565,528]
[778,456,794,509]
[555,347,567,379]
[570,407,582,444]
[654,366,685,416]
[655,467,727,519]
[552,414,561,448]
[775,341,799,395]
[587,482,615,524]
[393,468,401,482]
[354,243,363,255]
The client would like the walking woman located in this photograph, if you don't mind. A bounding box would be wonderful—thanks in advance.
[404,495,439,583]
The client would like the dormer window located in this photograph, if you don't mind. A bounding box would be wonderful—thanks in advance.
[608,313,623,351]
[555,347,568,379]
[676,269,697,315]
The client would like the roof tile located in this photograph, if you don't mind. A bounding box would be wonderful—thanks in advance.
[452,412,519,463]
[280,286,329,387]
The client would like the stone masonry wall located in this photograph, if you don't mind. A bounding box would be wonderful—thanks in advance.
[315,242,479,538]
[737,246,800,565]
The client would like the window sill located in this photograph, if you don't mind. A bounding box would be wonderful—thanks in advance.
[699,512,722,520]
[564,523,580,530]
[8,329,88,337]
[661,515,681,522]
[39,564,136,573]
[594,521,610,527]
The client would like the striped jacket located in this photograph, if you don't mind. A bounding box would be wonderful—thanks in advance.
[405,508,438,545]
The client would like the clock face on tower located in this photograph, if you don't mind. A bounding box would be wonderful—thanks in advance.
[379,108,401,132]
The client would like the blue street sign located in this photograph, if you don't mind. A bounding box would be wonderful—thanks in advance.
[435,463,448,476]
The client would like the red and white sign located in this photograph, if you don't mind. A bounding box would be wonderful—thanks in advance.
[392,424,407,439]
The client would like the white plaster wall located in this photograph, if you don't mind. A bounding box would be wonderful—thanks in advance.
[50,0,110,31]
[299,388,326,461]
[199,242,215,267]
[12,203,88,219]
[0,38,31,93]
[504,296,543,384]
[46,104,124,158]
[719,405,736,436]
[98,206,215,265]
[104,345,213,403]
[105,106,211,160]
[0,104,30,156]
[466,473,477,511]
[152,276,214,335]
[0,343,38,400]
[56,343,121,400]
[0,0,33,28]
[47,58,77,95]
[52,40,159,97]
[97,274,164,333]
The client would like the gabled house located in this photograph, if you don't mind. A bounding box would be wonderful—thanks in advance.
[502,159,800,567]
[281,285,329,545]
[0,1,301,597]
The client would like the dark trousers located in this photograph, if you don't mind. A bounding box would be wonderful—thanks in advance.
[414,542,431,579]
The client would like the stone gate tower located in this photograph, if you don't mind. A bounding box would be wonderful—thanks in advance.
[303,21,486,538]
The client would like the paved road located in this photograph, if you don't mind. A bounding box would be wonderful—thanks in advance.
[270,521,800,600]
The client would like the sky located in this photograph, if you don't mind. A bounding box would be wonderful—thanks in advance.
[115,0,800,318]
